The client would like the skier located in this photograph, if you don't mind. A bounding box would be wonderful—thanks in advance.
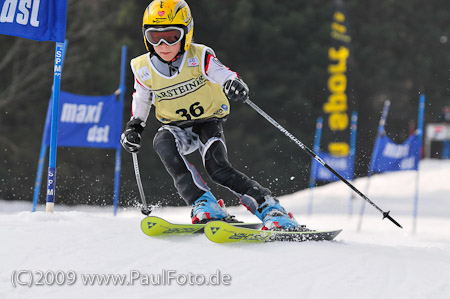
[121,0,300,230]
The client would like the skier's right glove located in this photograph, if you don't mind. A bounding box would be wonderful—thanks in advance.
[223,77,249,103]
[120,118,146,153]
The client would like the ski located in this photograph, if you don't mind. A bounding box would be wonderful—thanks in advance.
[141,216,262,237]
[204,221,342,243]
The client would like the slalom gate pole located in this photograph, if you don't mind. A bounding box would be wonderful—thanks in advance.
[112,45,127,216]
[412,94,425,234]
[132,152,152,216]
[45,41,67,213]
[32,104,51,212]
[357,100,391,232]
[307,116,323,215]
[245,98,403,229]
[348,111,358,216]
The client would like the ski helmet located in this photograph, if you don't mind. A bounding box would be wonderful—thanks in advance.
[142,0,194,54]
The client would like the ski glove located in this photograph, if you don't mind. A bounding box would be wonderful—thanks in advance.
[120,118,146,153]
[223,77,249,103]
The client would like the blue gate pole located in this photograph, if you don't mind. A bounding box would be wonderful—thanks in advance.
[442,141,450,159]
[357,100,390,231]
[45,41,67,213]
[33,40,68,212]
[412,94,425,234]
[348,111,358,215]
[113,45,127,215]
[32,104,51,212]
[307,117,323,215]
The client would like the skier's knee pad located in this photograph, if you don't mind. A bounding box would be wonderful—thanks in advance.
[153,130,184,173]
[204,141,232,184]
[153,129,176,155]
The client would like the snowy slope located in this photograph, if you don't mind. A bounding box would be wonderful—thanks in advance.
[1,159,450,299]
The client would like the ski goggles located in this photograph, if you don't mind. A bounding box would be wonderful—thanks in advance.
[145,27,184,46]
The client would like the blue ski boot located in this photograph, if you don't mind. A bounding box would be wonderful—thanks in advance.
[191,191,228,224]
[240,194,299,230]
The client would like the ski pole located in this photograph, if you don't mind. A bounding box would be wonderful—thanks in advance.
[132,152,152,216]
[245,98,403,229]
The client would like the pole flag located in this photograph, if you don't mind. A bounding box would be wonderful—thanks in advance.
[0,0,67,42]
[1,0,68,212]
[369,134,421,173]
[369,99,422,174]
[43,92,122,149]
[321,0,352,157]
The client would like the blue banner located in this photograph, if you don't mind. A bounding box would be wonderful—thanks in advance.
[44,91,122,149]
[370,134,421,173]
[0,0,67,42]
[312,151,354,182]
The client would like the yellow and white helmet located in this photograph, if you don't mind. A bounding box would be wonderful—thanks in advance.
[142,0,194,53]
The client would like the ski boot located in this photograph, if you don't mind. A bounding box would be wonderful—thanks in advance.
[191,191,239,224]
[240,194,300,231]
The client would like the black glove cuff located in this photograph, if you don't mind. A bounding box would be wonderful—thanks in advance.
[223,77,249,102]
[126,118,146,134]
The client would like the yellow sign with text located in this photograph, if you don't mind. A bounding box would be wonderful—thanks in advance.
[323,10,351,157]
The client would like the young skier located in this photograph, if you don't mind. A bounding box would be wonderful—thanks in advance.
[121,0,300,230]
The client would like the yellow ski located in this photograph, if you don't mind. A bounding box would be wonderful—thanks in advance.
[204,221,342,243]
[141,216,261,237]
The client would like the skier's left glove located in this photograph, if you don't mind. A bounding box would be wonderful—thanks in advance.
[223,77,249,103]
[121,118,146,153]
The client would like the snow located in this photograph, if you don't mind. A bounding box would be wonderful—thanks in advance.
[1,159,450,299]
